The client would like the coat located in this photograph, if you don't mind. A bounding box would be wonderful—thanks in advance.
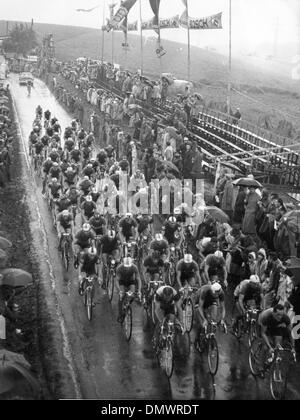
[221,180,234,212]
[242,191,260,235]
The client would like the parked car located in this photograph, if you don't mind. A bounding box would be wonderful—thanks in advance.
[19,72,34,86]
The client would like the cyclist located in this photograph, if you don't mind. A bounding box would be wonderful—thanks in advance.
[32,139,44,171]
[78,247,99,296]
[162,216,183,252]
[49,148,60,163]
[136,214,153,237]
[80,195,96,224]
[176,254,201,289]
[41,134,50,158]
[100,229,121,272]
[197,278,226,332]
[28,132,38,156]
[154,285,182,326]
[82,163,95,180]
[200,250,228,288]
[54,194,72,219]
[42,157,53,195]
[150,233,169,264]
[44,109,51,122]
[36,105,43,118]
[143,251,165,286]
[89,211,107,237]
[63,166,78,192]
[27,79,32,96]
[119,213,138,244]
[49,162,61,184]
[66,186,81,218]
[234,275,263,324]
[70,145,81,164]
[116,257,142,323]
[64,137,75,159]
[73,223,95,269]
[258,304,295,364]
[48,178,62,202]
[79,176,93,197]
[57,209,75,251]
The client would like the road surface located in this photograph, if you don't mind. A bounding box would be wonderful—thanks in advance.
[9,74,300,400]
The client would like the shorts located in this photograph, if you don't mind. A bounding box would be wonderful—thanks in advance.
[119,277,136,288]
[266,327,290,339]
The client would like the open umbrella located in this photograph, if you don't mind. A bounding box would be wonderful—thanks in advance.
[0,269,33,288]
[204,206,230,223]
[220,162,243,174]
[0,236,12,251]
[156,158,180,175]
[233,178,262,188]
[0,350,40,397]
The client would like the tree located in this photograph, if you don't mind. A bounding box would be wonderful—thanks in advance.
[3,23,38,55]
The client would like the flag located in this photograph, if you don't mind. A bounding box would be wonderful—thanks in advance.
[181,0,188,7]
[106,0,138,32]
[149,0,160,30]
[76,6,99,12]
[180,11,223,30]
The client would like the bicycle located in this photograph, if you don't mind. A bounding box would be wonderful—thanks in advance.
[120,291,138,342]
[104,256,117,302]
[34,154,43,178]
[180,285,198,333]
[249,339,297,400]
[154,314,182,379]
[196,319,227,376]
[60,232,72,271]
[81,275,97,321]
[143,276,165,328]
[233,306,261,347]
[166,245,179,287]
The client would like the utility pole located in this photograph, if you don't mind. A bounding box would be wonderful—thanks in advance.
[227,0,232,116]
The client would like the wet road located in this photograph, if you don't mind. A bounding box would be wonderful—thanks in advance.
[10,74,300,400]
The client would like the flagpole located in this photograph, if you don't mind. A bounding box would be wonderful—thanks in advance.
[139,0,144,75]
[186,0,191,82]
[227,0,232,116]
[101,0,106,62]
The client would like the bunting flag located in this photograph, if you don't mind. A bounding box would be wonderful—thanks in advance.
[121,16,130,50]
[105,0,138,32]
[149,0,161,30]
[76,6,99,12]
[180,11,223,30]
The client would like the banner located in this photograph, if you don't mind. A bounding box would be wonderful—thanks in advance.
[180,11,223,30]
[105,0,138,32]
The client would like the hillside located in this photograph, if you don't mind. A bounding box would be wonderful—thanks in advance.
[2,20,300,137]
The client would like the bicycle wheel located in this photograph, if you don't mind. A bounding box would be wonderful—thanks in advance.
[159,339,174,379]
[85,288,93,322]
[124,306,132,341]
[248,321,257,348]
[63,241,69,271]
[270,359,288,400]
[207,337,219,376]
[249,339,265,377]
[183,298,194,333]
[107,271,114,302]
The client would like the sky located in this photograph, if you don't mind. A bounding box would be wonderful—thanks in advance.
[1,0,299,58]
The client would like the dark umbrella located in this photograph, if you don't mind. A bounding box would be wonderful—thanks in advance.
[0,269,33,288]
[0,236,12,251]
[233,178,262,188]
[156,158,180,175]
[204,206,230,223]
[0,350,40,396]
[220,162,243,174]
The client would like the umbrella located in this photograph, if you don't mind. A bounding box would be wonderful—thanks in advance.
[220,162,243,174]
[0,269,33,288]
[0,350,40,396]
[204,206,230,223]
[233,178,262,188]
[156,158,180,175]
[0,236,12,251]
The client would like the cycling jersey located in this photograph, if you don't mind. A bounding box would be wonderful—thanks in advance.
[68,190,80,205]
[100,235,120,254]
[55,198,71,213]
[239,280,262,304]
[34,143,44,155]
[64,171,77,184]
[144,256,164,275]
[260,309,291,337]
[75,231,95,248]
[57,214,73,229]
[199,285,225,310]
[49,151,60,162]
[49,167,61,179]
[48,183,62,199]
[117,264,139,287]
[81,201,96,219]
[137,216,153,234]
[105,146,115,158]
[177,260,199,280]
[65,139,75,151]
[150,240,169,255]
[203,254,226,278]
[119,218,137,241]
[91,192,100,203]
[44,111,51,121]
[82,166,94,177]
[163,222,181,244]
[155,285,181,313]
[41,135,50,147]
[70,150,81,162]
[89,216,106,236]
[82,147,91,160]
[97,151,107,165]
[43,161,53,175]
[81,254,98,276]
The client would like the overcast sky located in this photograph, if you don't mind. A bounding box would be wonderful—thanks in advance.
[1,0,299,56]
